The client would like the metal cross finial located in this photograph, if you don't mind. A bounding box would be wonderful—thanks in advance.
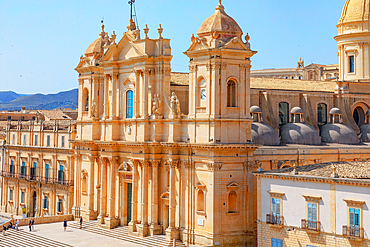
[128,0,135,20]
[219,0,222,4]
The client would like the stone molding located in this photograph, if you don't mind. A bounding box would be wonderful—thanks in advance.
[206,162,222,171]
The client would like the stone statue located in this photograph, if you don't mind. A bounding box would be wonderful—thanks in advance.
[91,101,97,117]
[170,92,181,116]
[152,94,161,116]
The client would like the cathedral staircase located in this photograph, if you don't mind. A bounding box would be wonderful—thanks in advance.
[69,220,186,247]
[0,228,73,247]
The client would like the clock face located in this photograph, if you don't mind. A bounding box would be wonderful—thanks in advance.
[201,90,206,100]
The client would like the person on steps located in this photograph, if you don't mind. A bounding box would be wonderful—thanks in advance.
[63,219,67,232]
[79,216,83,229]
[29,219,32,232]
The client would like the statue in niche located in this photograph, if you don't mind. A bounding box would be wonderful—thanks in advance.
[152,94,161,116]
[170,92,181,116]
[91,101,97,117]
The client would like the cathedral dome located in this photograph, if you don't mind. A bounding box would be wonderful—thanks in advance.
[251,122,280,146]
[197,1,243,39]
[280,123,321,145]
[339,0,370,25]
[85,36,104,56]
[321,123,360,144]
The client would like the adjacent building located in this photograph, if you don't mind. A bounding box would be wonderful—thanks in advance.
[255,161,370,247]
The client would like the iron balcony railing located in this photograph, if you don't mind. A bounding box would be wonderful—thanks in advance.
[266,214,284,225]
[301,219,320,231]
[343,225,364,239]
[0,170,73,186]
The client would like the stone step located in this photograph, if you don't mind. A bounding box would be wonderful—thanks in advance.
[70,221,186,247]
[0,228,72,247]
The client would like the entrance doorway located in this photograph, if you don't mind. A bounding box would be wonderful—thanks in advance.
[126,183,132,225]
[32,191,36,217]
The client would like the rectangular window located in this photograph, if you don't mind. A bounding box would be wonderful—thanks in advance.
[126,90,134,119]
[47,135,50,147]
[57,199,63,212]
[21,191,25,203]
[349,208,360,227]
[61,136,65,148]
[58,165,64,184]
[12,134,15,145]
[31,162,37,180]
[34,134,38,146]
[23,134,26,145]
[271,238,283,247]
[271,198,281,224]
[45,164,49,182]
[307,202,317,229]
[9,160,14,175]
[9,189,13,201]
[43,196,48,209]
[349,55,355,73]
[21,161,26,177]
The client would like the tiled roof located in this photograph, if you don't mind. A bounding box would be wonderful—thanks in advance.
[38,110,72,120]
[268,161,370,179]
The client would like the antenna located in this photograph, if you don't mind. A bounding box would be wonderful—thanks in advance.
[128,0,135,20]
[128,0,139,27]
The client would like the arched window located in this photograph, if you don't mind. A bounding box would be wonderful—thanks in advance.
[197,190,205,212]
[228,191,237,213]
[198,78,206,107]
[126,90,134,119]
[227,80,237,107]
[279,102,289,126]
[83,88,89,112]
[353,106,365,126]
[317,103,327,127]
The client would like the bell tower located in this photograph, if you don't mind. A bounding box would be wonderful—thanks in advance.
[184,1,257,143]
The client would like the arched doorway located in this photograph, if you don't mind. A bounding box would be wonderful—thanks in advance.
[353,106,365,126]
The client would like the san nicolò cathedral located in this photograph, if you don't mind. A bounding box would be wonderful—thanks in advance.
[71,0,370,246]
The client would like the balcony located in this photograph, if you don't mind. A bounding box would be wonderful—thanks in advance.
[0,170,73,186]
[301,219,320,232]
[343,225,364,239]
[266,214,284,225]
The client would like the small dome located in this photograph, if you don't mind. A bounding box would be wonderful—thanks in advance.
[251,123,280,146]
[321,123,360,144]
[280,123,321,145]
[366,109,370,115]
[290,107,303,114]
[197,3,243,39]
[360,124,370,142]
[250,106,262,113]
[329,108,342,115]
[85,36,104,56]
[339,0,370,25]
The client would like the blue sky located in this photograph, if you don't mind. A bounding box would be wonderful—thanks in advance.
[0,0,345,94]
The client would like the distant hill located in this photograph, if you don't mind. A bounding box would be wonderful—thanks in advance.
[0,89,78,111]
[0,91,29,103]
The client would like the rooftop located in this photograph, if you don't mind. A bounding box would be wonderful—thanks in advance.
[263,161,370,179]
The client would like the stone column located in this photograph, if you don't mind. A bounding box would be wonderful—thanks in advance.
[128,160,139,234]
[78,79,83,120]
[103,75,110,119]
[97,158,107,225]
[135,71,141,118]
[142,70,149,118]
[87,156,95,219]
[137,161,149,236]
[150,160,161,235]
[166,161,179,240]
[106,157,119,229]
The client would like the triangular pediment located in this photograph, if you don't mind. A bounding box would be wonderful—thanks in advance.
[304,63,322,70]
[226,181,240,188]
[221,37,250,51]
[101,33,145,62]
[185,38,209,52]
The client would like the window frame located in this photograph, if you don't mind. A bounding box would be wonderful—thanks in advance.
[34,134,38,146]
[268,191,285,225]
[349,55,355,73]
[46,135,50,147]
[303,195,321,231]
[344,199,364,229]
[126,90,134,119]
[227,80,237,107]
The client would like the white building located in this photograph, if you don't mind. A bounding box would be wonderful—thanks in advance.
[255,161,370,247]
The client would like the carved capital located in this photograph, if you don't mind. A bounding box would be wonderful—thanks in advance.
[164,68,171,74]
[169,160,180,169]
[113,72,119,79]
[133,159,141,167]
[206,63,212,71]
[143,160,151,167]
[144,69,151,76]
[206,162,222,171]
[134,70,141,77]
[184,161,194,169]
[151,160,160,168]
[189,65,197,73]
[88,155,98,163]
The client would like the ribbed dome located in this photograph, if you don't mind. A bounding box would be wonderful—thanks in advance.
[251,123,280,146]
[360,124,370,141]
[197,3,242,38]
[339,0,370,24]
[321,123,360,144]
[85,36,104,56]
[280,123,321,145]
